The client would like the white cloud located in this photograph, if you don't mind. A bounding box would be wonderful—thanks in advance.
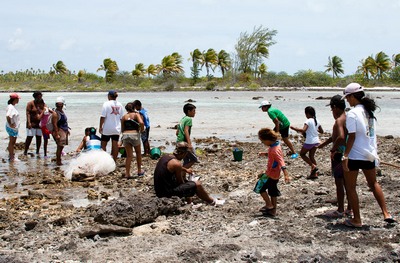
[59,38,77,51]
[7,28,31,51]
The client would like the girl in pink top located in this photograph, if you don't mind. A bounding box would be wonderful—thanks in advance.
[255,128,290,217]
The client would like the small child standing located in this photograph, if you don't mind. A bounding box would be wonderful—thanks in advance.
[290,106,324,179]
[255,128,290,217]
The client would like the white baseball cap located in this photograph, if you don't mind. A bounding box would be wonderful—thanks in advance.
[259,100,271,108]
[342,83,364,99]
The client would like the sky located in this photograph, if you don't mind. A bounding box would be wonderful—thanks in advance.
[1,0,400,77]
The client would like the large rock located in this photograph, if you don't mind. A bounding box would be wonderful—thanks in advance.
[90,193,183,228]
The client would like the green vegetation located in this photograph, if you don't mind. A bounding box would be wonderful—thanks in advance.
[1,26,400,92]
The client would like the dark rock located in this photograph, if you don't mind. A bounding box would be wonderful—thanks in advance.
[25,220,38,231]
[91,193,183,228]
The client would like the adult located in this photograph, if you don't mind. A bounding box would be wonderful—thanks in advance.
[121,102,144,178]
[319,95,351,218]
[99,90,124,161]
[341,83,395,228]
[52,97,69,165]
[154,142,224,206]
[6,93,21,162]
[133,100,151,156]
[24,91,45,155]
[259,100,298,158]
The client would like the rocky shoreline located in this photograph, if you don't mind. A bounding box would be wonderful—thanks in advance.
[1,134,400,262]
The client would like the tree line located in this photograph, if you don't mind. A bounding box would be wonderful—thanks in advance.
[1,25,400,91]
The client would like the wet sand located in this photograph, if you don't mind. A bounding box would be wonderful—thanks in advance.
[1,134,400,262]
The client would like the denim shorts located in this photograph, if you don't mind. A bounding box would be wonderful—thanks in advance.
[6,125,19,137]
[121,133,141,147]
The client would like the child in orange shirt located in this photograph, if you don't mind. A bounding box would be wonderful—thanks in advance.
[255,128,290,216]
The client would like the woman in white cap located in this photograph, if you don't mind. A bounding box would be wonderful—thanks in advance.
[6,93,21,162]
[52,97,69,165]
[341,83,395,228]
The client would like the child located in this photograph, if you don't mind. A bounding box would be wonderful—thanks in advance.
[290,106,324,179]
[255,128,290,217]
[176,103,199,177]
[133,100,151,156]
[76,127,91,153]
[37,99,53,158]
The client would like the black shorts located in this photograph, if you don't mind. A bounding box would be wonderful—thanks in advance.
[101,134,120,142]
[279,126,290,138]
[169,181,197,198]
[260,177,281,197]
[332,153,344,179]
[348,159,375,171]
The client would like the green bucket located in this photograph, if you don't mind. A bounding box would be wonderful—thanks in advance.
[150,147,161,160]
[233,148,243,161]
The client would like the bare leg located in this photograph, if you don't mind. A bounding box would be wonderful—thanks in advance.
[111,140,119,161]
[309,147,318,167]
[260,192,273,209]
[363,168,391,220]
[101,140,107,151]
[35,135,42,154]
[133,144,143,174]
[24,136,33,154]
[194,180,214,204]
[56,145,64,165]
[43,137,48,156]
[8,136,17,160]
[282,136,296,154]
[124,144,133,178]
[299,147,313,167]
[335,177,345,212]
[344,170,361,226]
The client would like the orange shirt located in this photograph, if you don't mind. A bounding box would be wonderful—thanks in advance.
[266,141,286,180]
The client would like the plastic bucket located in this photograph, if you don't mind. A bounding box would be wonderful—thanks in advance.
[233,148,243,161]
[150,147,161,160]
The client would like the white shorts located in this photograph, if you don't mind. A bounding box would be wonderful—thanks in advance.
[26,128,43,137]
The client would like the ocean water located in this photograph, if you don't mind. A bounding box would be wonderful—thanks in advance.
[1,90,400,159]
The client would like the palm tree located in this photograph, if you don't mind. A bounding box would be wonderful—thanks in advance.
[258,63,267,78]
[217,50,231,78]
[254,43,269,77]
[324,56,344,78]
[393,53,400,67]
[159,53,184,77]
[202,48,218,79]
[53,61,68,74]
[77,70,85,83]
[358,56,377,80]
[146,64,159,78]
[97,58,119,83]
[131,63,146,78]
[372,51,391,79]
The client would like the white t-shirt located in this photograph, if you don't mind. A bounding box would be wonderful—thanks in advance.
[346,104,377,161]
[6,104,20,129]
[100,100,124,135]
[304,118,320,144]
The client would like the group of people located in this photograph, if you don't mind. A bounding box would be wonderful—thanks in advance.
[255,82,395,227]
[5,83,396,226]
[6,91,68,165]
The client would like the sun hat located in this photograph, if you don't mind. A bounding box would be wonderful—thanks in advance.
[342,83,364,99]
[259,100,271,108]
[326,95,345,109]
[9,93,21,99]
[173,142,189,155]
[56,96,65,104]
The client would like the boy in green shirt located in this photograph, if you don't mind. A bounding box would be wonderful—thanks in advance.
[176,103,199,175]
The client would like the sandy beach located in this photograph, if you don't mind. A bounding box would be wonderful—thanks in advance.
[1,132,400,262]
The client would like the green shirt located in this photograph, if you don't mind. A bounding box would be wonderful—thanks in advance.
[267,107,290,130]
[177,116,192,142]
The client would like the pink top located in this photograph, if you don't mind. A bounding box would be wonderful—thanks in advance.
[266,141,286,180]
